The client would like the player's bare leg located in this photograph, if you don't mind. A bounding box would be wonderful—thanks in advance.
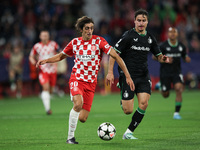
[67,94,83,144]
[121,99,134,114]
[123,93,150,139]
[41,82,51,115]
[79,109,90,123]
[173,83,183,119]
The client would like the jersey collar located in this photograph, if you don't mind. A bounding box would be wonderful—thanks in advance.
[133,28,147,36]
[168,39,178,47]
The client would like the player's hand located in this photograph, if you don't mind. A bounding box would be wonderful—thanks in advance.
[126,77,135,91]
[36,59,47,68]
[162,55,172,63]
[106,73,114,87]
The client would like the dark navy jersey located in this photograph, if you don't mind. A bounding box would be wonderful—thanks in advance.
[114,28,161,77]
[159,40,187,75]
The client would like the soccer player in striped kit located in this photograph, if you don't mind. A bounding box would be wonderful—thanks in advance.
[29,30,59,115]
[36,16,134,144]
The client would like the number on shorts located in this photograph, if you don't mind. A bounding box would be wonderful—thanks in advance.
[70,81,78,89]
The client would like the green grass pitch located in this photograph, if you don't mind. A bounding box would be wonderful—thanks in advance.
[0,90,200,150]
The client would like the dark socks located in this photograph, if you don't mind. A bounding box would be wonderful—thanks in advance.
[128,107,145,132]
[175,102,182,112]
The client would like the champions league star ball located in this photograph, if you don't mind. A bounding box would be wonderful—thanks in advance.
[97,122,116,141]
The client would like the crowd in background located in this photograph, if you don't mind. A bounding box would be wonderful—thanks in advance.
[0,0,200,56]
[0,0,200,97]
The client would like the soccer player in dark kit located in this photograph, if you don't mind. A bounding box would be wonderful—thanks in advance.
[106,9,169,139]
[153,27,191,119]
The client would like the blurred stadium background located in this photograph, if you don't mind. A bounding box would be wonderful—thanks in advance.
[0,0,200,99]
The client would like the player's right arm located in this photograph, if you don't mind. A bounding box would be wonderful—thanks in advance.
[36,40,73,68]
[106,55,115,86]
[106,31,130,88]
[36,52,67,68]
[29,45,37,65]
[107,48,135,91]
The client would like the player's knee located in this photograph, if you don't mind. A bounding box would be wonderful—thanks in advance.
[79,116,87,123]
[73,103,82,112]
[140,101,148,110]
[123,108,133,115]
[175,87,183,93]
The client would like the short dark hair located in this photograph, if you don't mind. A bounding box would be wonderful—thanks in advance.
[75,16,94,31]
[134,9,149,20]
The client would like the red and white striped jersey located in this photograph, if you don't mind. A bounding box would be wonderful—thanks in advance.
[30,41,59,73]
[62,35,112,83]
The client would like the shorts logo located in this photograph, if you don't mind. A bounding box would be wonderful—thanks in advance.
[148,80,152,88]
[162,85,167,91]
[70,81,78,89]
[123,90,129,98]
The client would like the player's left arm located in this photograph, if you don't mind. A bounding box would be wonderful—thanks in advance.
[156,54,171,63]
[109,48,135,91]
[151,36,171,63]
[182,45,191,63]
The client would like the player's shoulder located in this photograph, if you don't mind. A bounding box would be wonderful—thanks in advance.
[146,31,157,40]
[159,40,168,47]
[178,41,185,47]
[49,40,57,45]
[33,42,42,49]
[123,29,134,37]
[92,35,104,40]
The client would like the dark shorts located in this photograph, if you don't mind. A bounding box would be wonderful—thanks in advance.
[119,74,152,100]
[160,73,184,92]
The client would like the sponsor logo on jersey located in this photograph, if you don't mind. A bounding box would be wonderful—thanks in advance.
[148,37,152,44]
[165,53,181,57]
[76,55,95,61]
[131,45,150,51]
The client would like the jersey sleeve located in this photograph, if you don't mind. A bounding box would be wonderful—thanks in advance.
[29,44,37,56]
[62,40,74,57]
[181,44,187,58]
[114,31,130,54]
[99,37,112,55]
[159,42,166,54]
[150,35,162,56]
[54,42,60,52]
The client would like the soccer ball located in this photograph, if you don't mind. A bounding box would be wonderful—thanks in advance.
[97,122,116,141]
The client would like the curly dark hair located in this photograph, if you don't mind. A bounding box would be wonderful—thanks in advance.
[75,16,94,32]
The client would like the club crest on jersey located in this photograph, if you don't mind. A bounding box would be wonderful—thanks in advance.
[91,45,97,51]
[166,47,171,51]
[148,37,152,44]
[179,46,183,52]
[123,90,129,98]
